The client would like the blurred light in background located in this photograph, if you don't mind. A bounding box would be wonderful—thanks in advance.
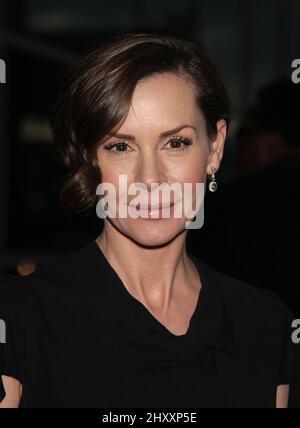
[16,259,37,276]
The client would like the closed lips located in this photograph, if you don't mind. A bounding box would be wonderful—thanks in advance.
[129,202,175,210]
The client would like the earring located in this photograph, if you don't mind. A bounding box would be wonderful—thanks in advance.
[208,167,218,192]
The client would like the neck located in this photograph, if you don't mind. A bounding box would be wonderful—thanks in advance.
[95,221,200,312]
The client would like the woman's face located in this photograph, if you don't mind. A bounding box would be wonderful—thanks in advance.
[96,72,226,247]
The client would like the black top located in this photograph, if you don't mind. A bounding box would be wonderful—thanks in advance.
[0,240,300,408]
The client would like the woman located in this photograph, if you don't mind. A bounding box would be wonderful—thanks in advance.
[1,31,300,408]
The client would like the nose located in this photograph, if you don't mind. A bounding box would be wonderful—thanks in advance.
[136,150,167,192]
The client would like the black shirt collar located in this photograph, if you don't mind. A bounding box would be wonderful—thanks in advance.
[82,240,240,371]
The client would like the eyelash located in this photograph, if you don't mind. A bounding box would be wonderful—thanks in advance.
[103,136,192,157]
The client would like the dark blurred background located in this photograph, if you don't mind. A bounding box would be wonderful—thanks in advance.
[0,0,299,313]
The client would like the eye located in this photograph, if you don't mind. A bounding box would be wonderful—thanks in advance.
[165,136,193,151]
[103,140,133,157]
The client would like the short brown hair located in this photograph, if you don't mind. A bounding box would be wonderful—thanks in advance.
[50,31,231,214]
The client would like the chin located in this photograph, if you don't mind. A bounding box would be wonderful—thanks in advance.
[119,218,185,248]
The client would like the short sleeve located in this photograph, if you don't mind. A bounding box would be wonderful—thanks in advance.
[276,301,300,408]
[0,275,24,400]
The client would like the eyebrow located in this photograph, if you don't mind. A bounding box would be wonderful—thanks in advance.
[108,125,196,141]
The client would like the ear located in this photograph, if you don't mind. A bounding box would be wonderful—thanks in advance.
[206,119,227,175]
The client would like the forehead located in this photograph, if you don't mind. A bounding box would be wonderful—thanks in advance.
[120,72,203,132]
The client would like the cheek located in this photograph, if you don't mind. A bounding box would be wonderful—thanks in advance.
[182,167,206,184]
[96,163,137,210]
[172,160,207,212]
[99,170,118,186]
[97,160,125,187]
[170,158,207,186]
